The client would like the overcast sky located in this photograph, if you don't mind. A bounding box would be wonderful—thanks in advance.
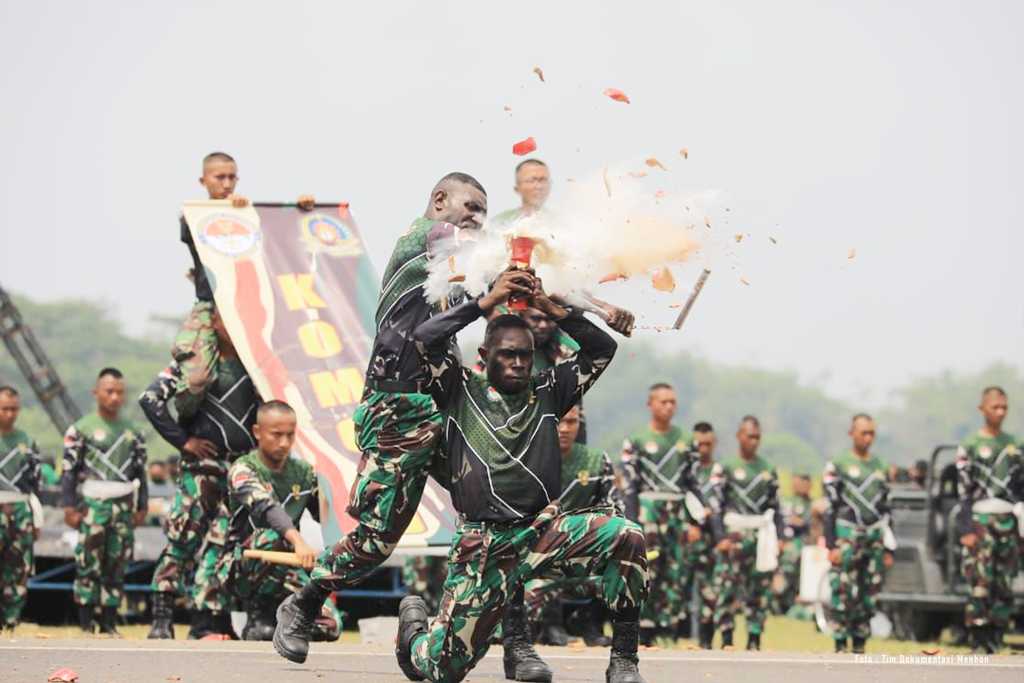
[1,1,1020,407]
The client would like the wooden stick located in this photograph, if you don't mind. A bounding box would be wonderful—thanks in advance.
[243,549,305,567]
[672,269,711,330]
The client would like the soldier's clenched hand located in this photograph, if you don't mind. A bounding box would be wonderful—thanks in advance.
[183,437,218,460]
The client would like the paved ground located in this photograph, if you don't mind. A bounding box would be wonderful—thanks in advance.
[2,639,1022,683]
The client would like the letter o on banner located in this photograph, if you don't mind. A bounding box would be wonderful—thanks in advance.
[298,321,342,358]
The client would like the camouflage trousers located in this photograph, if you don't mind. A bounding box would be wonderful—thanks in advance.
[828,523,885,641]
[403,555,449,615]
[712,528,772,635]
[172,300,219,417]
[310,391,441,591]
[193,522,341,640]
[0,501,34,628]
[773,538,804,615]
[151,467,227,600]
[638,497,687,630]
[410,504,648,683]
[74,495,135,607]
[961,512,1020,629]
[681,533,715,626]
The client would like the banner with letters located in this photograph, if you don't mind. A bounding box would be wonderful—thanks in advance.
[182,200,456,548]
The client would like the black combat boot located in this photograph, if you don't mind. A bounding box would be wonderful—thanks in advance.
[720,629,733,649]
[851,636,866,654]
[187,610,214,640]
[834,637,848,653]
[638,626,657,647]
[746,633,761,651]
[243,600,277,641]
[990,626,1004,653]
[537,621,570,646]
[274,583,328,663]
[78,605,94,634]
[395,596,428,681]
[606,619,645,683]
[582,601,612,647]
[98,607,121,637]
[698,622,714,650]
[147,592,175,639]
[503,588,553,682]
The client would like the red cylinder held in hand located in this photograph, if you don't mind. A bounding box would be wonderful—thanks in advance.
[508,236,535,311]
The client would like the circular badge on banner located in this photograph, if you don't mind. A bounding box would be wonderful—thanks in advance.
[197,213,261,257]
[300,213,362,256]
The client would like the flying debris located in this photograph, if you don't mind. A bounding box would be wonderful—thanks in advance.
[769,236,778,245]
[651,267,676,292]
[512,137,537,156]
[645,157,667,171]
[740,277,751,286]
[603,87,631,104]
[847,248,857,260]
[679,147,689,159]
[533,66,545,82]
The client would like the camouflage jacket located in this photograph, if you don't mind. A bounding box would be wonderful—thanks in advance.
[620,425,705,522]
[955,430,1023,535]
[780,494,813,540]
[711,455,785,536]
[224,450,319,546]
[61,413,148,510]
[367,217,464,387]
[823,451,889,547]
[139,357,259,470]
[415,300,616,522]
[559,443,621,514]
[0,428,41,496]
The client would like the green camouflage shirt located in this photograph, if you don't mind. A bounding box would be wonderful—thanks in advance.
[715,455,783,521]
[956,431,1022,504]
[823,452,889,527]
[369,217,463,384]
[620,425,693,494]
[226,451,318,543]
[559,443,619,512]
[61,413,147,508]
[0,428,41,495]
[781,494,813,539]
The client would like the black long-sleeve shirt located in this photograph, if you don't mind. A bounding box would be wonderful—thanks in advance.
[414,301,616,522]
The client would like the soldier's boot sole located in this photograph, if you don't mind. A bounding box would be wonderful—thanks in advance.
[273,595,314,664]
[396,596,427,681]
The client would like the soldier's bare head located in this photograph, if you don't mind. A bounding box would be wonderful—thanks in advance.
[425,172,487,231]
[979,386,1008,431]
[200,151,239,200]
[647,383,677,428]
[514,159,550,210]
[480,314,534,395]
[557,405,581,456]
[94,368,125,419]
[693,421,716,462]
[737,415,761,459]
[520,306,556,347]
[849,413,876,457]
[0,385,20,432]
[254,400,297,467]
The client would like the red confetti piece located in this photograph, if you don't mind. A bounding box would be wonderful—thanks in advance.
[603,88,630,104]
[512,137,537,156]
[48,669,79,683]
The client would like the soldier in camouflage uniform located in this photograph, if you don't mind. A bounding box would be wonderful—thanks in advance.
[192,401,341,641]
[61,368,149,636]
[621,384,712,644]
[681,422,723,649]
[774,473,813,616]
[823,414,893,654]
[524,405,618,647]
[272,173,508,665]
[709,416,784,651]
[0,386,42,631]
[396,272,648,683]
[955,387,1023,653]
[141,309,261,639]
